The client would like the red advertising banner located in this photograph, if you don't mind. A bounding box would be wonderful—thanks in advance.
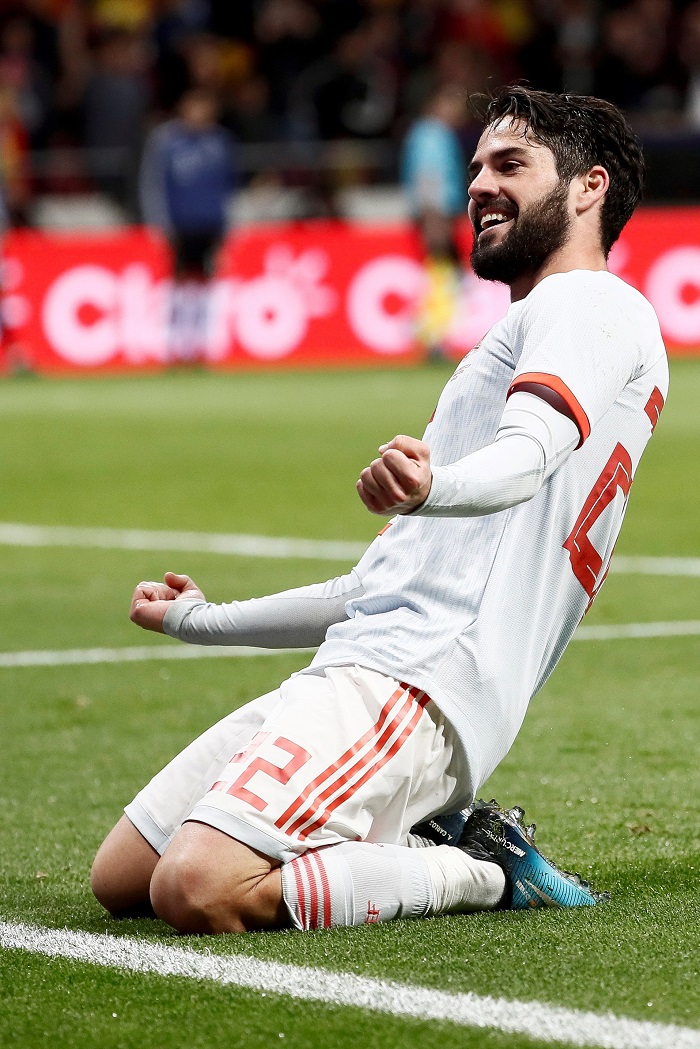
[2,208,700,373]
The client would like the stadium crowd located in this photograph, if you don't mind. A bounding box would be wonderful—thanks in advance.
[2,0,700,225]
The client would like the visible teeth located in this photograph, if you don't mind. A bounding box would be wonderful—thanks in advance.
[481,212,512,229]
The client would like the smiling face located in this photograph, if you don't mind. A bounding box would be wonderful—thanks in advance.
[468,119,574,292]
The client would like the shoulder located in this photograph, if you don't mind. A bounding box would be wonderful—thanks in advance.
[529,270,648,307]
[523,271,658,330]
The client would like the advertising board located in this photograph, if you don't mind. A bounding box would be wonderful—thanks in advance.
[2,208,699,373]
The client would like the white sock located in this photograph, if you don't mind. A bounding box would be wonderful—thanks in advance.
[281,841,432,930]
[421,844,505,914]
[280,840,505,930]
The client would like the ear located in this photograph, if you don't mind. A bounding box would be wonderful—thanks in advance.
[574,165,609,215]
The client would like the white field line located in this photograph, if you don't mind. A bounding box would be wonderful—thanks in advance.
[610,556,700,577]
[1,622,699,669]
[574,620,700,641]
[0,644,314,668]
[1,523,700,576]
[1,921,698,1049]
[0,523,368,561]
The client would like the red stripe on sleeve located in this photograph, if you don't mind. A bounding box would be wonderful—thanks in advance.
[643,386,664,432]
[507,371,591,447]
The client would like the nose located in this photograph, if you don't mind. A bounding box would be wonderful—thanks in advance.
[468,166,499,204]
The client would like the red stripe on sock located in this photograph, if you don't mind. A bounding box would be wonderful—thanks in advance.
[291,857,307,930]
[301,853,319,930]
[308,850,333,929]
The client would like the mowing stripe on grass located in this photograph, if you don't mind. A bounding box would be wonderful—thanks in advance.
[1,921,698,1049]
[0,622,698,669]
[1,523,699,576]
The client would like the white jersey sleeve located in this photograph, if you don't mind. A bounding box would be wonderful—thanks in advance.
[415,391,579,517]
[507,271,656,446]
[162,570,364,648]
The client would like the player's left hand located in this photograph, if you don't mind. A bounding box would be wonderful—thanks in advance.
[357,435,432,516]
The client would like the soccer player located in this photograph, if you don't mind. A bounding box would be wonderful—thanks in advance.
[91,86,668,933]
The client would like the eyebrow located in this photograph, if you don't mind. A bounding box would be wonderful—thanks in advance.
[468,145,531,178]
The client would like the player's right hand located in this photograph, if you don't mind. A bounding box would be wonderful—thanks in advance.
[129,573,206,633]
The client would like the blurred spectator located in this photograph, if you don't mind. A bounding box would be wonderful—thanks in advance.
[595,0,681,123]
[223,74,281,143]
[289,19,398,140]
[0,12,53,146]
[551,0,598,95]
[2,0,700,221]
[679,0,700,127]
[82,29,150,212]
[151,0,213,110]
[400,38,496,127]
[400,82,467,359]
[0,84,31,225]
[255,0,324,123]
[139,86,237,363]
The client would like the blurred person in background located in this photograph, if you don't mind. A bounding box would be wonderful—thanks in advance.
[151,0,213,110]
[289,18,398,141]
[594,0,681,124]
[139,85,237,365]
[0,10,53,148]
[678,0,700,127]
[401,82,467,360]
[223,73,281,143]
[0,83,31,225]
[82,28,150,214]
[518,0,598,95]
[254,0,324,132]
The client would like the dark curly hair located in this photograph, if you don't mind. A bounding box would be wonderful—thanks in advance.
[476,86,645,256]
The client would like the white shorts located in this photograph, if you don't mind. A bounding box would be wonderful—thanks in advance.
[126,665,465,863]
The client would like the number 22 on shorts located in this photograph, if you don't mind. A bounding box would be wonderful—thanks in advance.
[212,733,312,813]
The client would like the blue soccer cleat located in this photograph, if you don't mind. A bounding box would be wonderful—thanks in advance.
[410,808,473,847]
[457,798,608,910]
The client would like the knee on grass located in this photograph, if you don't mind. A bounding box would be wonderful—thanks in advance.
[90,815,159,918]
[149,851,273,934]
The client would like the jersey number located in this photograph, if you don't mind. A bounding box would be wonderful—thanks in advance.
[221,735,312,813]
[563,442,633,599]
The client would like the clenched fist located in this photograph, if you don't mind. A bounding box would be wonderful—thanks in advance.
[357,435,432,516]
[129,572,206,633]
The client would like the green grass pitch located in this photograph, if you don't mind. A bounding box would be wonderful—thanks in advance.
[0,361,698,1049]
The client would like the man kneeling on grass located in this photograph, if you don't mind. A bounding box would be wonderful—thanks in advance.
[91,86,667,933]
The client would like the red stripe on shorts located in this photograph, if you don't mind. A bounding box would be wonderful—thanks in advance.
[297,690,429,840]
[274,682,410,832]
[283,683,430,839]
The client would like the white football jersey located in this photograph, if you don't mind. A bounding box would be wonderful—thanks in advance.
[306,270,668,805]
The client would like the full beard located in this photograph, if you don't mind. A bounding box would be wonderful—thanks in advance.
[470,182,571,285]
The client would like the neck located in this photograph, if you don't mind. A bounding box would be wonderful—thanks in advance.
[509,241,608,302]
